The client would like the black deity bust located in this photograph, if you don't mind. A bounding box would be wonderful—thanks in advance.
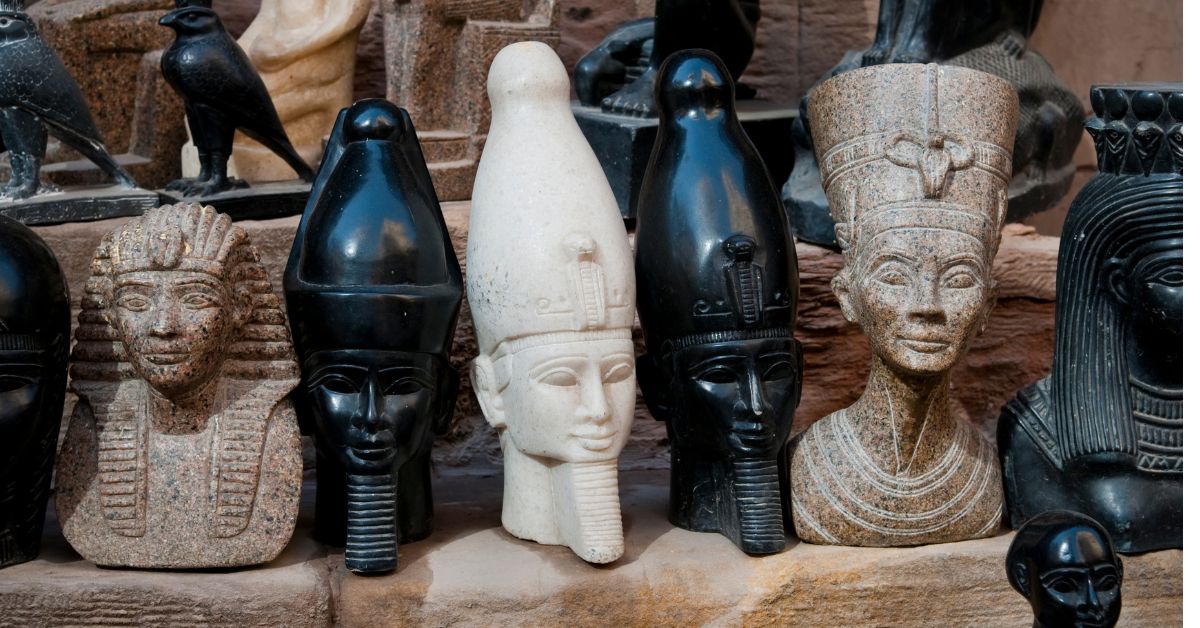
[1007,511,1123,628]
[998,84,1182,553]
[284,99,462,574]
[635,50,801,555]
[0,215,69,567]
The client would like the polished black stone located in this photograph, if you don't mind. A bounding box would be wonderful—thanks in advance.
[0,214,70,568]
[159,2,314,198]
[284,99,462,575]
[157,181,310,221]
[782,0,1084,245]
[634,50,801,556]
[998,84,1182,554]
[1007,511,1123,628]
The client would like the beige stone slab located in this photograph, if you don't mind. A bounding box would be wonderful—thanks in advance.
[335,470,1181,627]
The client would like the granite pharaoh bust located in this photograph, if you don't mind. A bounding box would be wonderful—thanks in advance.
[1007,511,1123,628]
[0,216,69,568]
[789,63,1016,546]
[468,42,637,564]
[56,202,303,568]
[998,84,1182,553]
[636,50,802,556]
[285,99,462,574]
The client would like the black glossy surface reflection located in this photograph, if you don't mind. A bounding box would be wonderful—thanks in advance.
[998,84,1182,554]
[634,50,801,555]
[0,214,70,568]
[1007,511,1123,628]
[284,99,462,574]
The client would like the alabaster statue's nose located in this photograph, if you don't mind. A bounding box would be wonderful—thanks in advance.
[576,375,611,425]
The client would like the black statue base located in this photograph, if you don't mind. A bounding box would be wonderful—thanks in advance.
[574,101,796,220]
[0,185,158,226]
[158,180,311,221]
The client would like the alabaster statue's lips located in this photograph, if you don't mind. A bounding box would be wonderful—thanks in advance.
[571,426,618,452]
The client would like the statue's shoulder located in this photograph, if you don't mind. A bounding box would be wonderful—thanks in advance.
[998,377,1060,464]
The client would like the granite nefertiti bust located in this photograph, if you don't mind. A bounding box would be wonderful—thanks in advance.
[998,84,1182,553]
[0,216,69,568]
[468,42,637,564]
[1007,511,1123,628]
[56,202,303,568]
[285,99,462,574]
[789,63,1017,546]
[636,50,802,556]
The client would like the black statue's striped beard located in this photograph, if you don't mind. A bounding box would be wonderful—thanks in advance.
[732,458,785,554]
[345,474,398,573]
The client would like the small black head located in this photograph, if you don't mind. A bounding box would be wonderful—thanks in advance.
[656,49,735,121]
[159,6,220,35]
[0,6,32,47]
[345,98,406,144]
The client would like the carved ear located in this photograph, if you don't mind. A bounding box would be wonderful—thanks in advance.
[834,223,853,251]
[831,270,857,323]
[433,360,460,436]
[1012,562,1031,597]
[635,353,672,421]
[470,356,505,429]
[1103,257,1130,305]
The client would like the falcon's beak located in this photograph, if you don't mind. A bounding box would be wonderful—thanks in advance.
[158,11,180,27]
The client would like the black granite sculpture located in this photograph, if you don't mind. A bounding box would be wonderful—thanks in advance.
[0,0,156,225]
[998,84,1182,554]
[572,0,792,219]
[782,0,1084,245]
[635,50,801,555]
[159,0,315,218]
[1007,511,1123,628]
[0,215,69,568]
[284,99,462,575]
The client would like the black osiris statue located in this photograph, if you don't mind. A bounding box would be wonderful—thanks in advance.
[0,0,135,200]
[159,0,314,198]
[0,214,69,568]
[285,99,462,575]
[782,0,1083,245]
[574,0,760,117]
[998,84,1182,553]
[635,50,801,555]
[1007,511,1123,628]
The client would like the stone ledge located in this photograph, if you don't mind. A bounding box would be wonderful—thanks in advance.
[0,471,1180,627]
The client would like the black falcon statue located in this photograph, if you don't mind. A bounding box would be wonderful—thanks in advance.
[159,0,315,197]
[0,0,135,200]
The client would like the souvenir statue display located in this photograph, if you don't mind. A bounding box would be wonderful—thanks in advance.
[789,63,1015,546]
[55,202,303,568]
[572,0,795,218]
[181,0,372,183]
[998,83,1183,553]
[0,216,69,568]
[159,0,316,219]
[1007,510,1123,628]
[636,50,801,556]
[468,41,637,564]
[0,0,158,225]
[782,0,1083,245]
[285,99,463,575]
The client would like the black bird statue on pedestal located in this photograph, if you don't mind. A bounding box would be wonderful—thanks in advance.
[0,0,134,200]
[159,0,314,197]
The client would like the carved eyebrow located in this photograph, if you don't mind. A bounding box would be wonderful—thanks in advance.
[866,251,919,268]
[757,351,794,362]
[686,354,741,374]
[1039,567,1089,581]
[171,277,223,290]
[600,353,634,364]
[115,278,155,288]
[939,252,985,269]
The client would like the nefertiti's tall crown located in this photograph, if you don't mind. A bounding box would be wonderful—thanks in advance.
[807,63,1019,258]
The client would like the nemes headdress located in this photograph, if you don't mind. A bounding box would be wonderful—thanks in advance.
[807,63,1019,264]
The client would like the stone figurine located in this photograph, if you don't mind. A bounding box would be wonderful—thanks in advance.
[782,0,1082,244]
[998,84,1182,554]
[574,0,760,117]
[789,64,1016,546]
[1007,511,1123,628]
[285,99,463,575]
[468,41,637,564]
[636,50,801,556]
[0,215,69,568]
[159,0,315,200]
[182,0,372,183]
[56,202,303,568]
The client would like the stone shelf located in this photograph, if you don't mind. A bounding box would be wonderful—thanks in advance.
[0,470,1182,627]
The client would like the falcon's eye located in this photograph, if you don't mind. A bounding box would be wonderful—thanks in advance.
[0,18,11,27]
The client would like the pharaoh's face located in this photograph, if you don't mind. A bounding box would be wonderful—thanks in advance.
[1118,238,1183,336]
[495,337,636,463]
[842,228,991,377]
[666,337,800,459]
[304,350,443,475]
[0,345,44,471]
[1028,529,1122,628]
[111,271,235,399]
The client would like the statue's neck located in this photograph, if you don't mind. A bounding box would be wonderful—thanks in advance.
[849,356,955,475]
[146,376,220,434]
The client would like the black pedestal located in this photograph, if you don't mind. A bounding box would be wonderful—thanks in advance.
[158,180,311,221]
[0,185,159,226]
[574,101,796,220]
